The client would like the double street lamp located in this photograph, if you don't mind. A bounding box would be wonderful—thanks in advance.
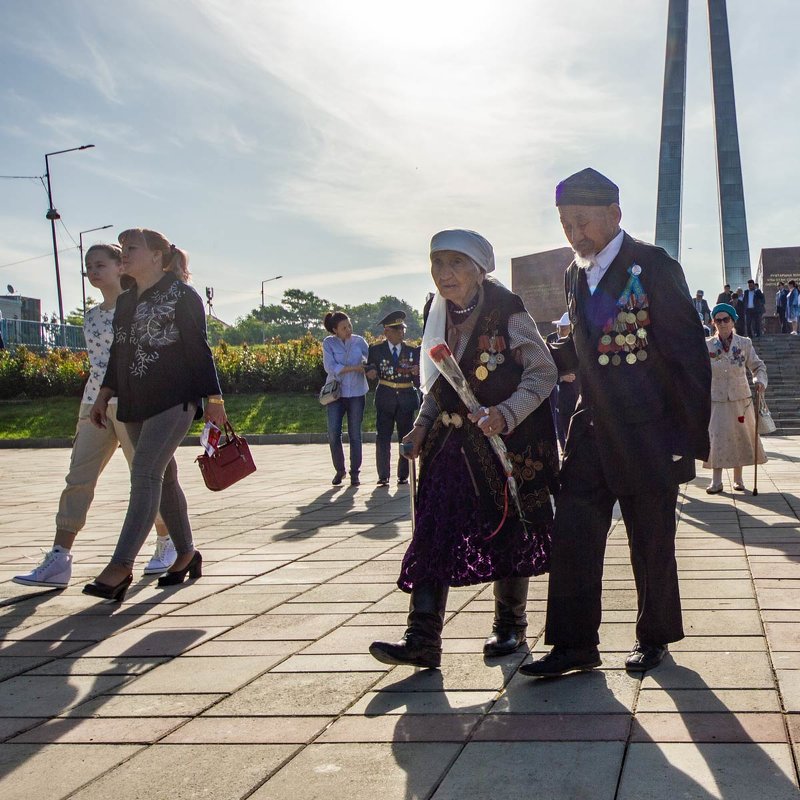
[79,224,114,316]
[44,144,95,335]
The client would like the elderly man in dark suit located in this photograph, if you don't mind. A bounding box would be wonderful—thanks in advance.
[692,290,711,325]
[522,168,711,677]
[366,311,420,486]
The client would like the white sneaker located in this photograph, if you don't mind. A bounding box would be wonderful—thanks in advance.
[13,548,73,588]
[143,537,177,574]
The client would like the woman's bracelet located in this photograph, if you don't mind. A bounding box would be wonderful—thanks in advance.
[207,397,225,405]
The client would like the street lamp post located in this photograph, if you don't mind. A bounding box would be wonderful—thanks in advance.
[261,275,284,312]
[260,275,283,345]
[79,225,113,317]
[44,144,95,341]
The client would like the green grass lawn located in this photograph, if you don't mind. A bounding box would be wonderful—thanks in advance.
[0,393,378,439]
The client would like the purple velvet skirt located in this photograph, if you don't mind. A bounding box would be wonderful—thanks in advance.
[397,434,552,592]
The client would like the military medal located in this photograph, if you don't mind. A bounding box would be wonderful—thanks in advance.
[475,330,507,380]
[596,263,651,367]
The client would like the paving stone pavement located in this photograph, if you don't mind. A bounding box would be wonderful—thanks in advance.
[1,439,799,799]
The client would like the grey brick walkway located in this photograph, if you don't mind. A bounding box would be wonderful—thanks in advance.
[1,440,799,799]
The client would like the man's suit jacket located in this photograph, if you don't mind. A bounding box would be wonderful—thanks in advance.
[554,233,711,495]
[367,340,420,413]
[693,297,711,323]
[743,289,765,314]
[716,291,733,305]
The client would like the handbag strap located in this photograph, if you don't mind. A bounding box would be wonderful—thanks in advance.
[222,420,239,444]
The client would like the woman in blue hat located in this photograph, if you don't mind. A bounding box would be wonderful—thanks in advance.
[704,303,767,493]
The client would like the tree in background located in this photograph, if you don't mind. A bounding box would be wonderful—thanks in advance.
[65,297,98,326]
[345,295,423,339]
[212,288,423,345]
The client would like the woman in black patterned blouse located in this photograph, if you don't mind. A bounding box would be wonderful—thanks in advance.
[84,229,226,601]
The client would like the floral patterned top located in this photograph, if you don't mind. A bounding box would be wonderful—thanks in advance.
[102,274,221,422]
[81,304,118,406]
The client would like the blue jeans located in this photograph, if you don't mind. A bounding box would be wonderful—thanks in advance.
[327,395,365,476]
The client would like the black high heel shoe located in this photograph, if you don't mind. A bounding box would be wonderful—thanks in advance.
[158,550,202,586]
[82,573,133,602]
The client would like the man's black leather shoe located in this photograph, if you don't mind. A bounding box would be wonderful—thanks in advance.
[483,627,526,657]
[376,478,390,487]
[369,635,441,669]
[625,642,668,672]
[397,478,409,485]
[519,646,601,677]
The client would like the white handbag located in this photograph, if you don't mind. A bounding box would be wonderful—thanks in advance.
[757,395,777,435]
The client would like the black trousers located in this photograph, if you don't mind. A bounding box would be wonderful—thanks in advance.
[745,309,761,338]
[375,398,415,482]
[544,431,684,648]
[778,309,790,334]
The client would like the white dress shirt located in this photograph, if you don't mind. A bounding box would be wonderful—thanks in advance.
[584,229,625,294]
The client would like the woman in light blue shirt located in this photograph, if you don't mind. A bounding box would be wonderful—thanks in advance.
[322,311,369,486]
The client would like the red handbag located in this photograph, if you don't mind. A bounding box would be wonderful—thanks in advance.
[196,422,256,491]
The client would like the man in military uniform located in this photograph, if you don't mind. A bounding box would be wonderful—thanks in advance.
[366,311,420,486]
[522,168,711,678]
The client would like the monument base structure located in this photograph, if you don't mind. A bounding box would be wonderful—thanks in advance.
[757,247,800,333]
[511,246,574,329]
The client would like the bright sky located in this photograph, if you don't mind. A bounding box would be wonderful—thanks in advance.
[1,0,797,323]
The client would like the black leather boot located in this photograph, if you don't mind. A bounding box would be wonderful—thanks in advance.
[484,576,529,657]
[369,583,449,668]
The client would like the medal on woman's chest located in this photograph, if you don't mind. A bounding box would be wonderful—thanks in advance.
[596,264,650,367]
[475,332,506,381]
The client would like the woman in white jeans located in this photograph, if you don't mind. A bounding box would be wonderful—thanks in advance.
[13,243,176,590]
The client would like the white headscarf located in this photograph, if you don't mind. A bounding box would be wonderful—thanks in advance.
[420,230,495,393]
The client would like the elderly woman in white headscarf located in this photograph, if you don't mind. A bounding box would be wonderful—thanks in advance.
[369,229,559,669]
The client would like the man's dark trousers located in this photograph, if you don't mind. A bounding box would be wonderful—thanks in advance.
[745,308,761,338]
[544,429,684,648]
[375,388,416,482]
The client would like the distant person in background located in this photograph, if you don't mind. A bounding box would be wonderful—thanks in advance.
[716,284,732,305]
[13,243,177,590]
[365,311,420,487]
[546,312,579,450]
[787,280,800,335]
[704,303,767,494]
[755,283,766,336]
[732,288,746,335]
[776,282,790,334]
[743,279,764,338]
[0,306,4,349]
[693,290,711,324]
[322,310,369,486]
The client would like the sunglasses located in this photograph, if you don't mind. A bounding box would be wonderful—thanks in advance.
[713,316,732,324]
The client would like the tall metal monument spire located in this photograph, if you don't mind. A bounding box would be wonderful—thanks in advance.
[708,0,751,288]
[654,0,751,286]
[655,0,688,261]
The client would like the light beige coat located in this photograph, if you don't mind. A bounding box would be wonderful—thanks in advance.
[707,333,767,400]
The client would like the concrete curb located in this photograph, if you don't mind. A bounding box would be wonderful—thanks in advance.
[0,432,381,449]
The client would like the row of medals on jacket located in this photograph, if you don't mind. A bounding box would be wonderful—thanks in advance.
[597,299,650,366]
[475,335,505,381]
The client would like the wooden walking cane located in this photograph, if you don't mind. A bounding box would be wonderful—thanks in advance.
[752,393,759,497]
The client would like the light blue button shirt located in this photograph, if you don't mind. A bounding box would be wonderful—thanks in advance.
[323,334,369,397]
